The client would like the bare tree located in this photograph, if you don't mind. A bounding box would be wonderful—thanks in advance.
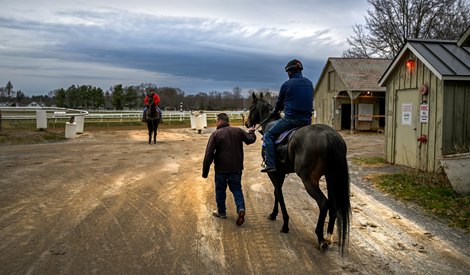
[344,0,470,58]
[5,81,13,98]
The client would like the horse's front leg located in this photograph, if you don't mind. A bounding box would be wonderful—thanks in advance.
[268,191,278,221]
[153,121,159,143]
[269,171,289,233]
[147,122,152,144]
[153,127,157,143]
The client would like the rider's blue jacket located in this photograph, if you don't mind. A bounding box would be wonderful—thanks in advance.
[274,72,314,123]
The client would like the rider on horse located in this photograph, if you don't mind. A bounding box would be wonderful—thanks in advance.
[261,59,314,173]
[143,87,162,144]
[144,88,160,115]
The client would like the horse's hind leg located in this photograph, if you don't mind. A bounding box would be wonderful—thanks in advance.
[153,126,157,143]
[325,201,337,245]
[301,178,330,250]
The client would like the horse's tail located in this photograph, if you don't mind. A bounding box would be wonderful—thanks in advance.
[325,131,350,256]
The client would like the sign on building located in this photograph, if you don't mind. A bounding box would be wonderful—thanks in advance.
[401,103,412,125]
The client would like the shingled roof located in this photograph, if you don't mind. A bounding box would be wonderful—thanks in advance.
[319,58,391,92]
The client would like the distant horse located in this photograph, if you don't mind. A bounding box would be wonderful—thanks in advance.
[245,93,350,254]
[145,103,161,144]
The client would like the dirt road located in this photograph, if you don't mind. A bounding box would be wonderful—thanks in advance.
[0,128,469,274]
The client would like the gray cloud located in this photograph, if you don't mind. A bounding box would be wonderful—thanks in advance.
[0,2,366,95]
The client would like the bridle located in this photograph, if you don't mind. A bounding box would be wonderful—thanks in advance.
[248,99,273,132]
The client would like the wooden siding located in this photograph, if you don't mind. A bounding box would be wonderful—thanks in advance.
[314,64,331,125]
[385,54,445,171]
[442,81,470,155]
[314,63,348,128]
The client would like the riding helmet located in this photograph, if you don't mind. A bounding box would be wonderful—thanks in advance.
[284,59,303,72]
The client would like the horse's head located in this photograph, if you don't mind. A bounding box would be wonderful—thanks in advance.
[245,92,273,128]
[147,102,158,119]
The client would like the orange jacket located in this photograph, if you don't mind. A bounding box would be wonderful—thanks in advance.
[144,93,160,106]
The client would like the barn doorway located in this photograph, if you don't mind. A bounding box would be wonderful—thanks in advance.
[379,98,385,128]
[341,104,351,130]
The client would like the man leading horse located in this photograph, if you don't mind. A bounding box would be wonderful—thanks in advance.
[261,59,314,173]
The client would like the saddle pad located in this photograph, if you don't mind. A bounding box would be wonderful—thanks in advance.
[275,128,299,144]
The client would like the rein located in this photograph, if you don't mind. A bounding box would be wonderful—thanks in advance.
[255,116,271,131]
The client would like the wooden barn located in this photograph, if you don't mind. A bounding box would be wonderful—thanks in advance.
[314,58,391,131]
[378,27,470,172]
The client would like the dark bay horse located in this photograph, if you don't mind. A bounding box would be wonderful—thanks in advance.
[145,103,160,144]
[245,93,350,254]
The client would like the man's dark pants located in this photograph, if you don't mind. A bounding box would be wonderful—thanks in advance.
[214,172,245,215]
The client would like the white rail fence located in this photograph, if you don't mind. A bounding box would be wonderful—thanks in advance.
[0,107,247,125]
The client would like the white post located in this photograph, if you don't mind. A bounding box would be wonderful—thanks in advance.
[190,114,196,129]
[36,110,47,129]
[65,122,77,138]
[75,115,85,134]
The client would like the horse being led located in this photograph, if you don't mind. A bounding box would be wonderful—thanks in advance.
[246,93,351,254]
[145,102,160,144]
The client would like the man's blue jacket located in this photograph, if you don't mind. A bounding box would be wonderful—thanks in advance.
[274,72,314,123]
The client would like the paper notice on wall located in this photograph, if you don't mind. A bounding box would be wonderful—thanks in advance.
[402,103,412,125]
[420,104,428,123]
[358,103,373,121]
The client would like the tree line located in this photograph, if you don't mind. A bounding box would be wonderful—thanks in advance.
[0,81,277,111]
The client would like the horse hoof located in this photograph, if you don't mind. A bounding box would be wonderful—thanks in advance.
[325,233,333,245]
[319,241,329,251]
[280,227,289,234]
[268,214,276,221]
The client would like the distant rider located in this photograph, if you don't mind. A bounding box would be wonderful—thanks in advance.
[142,88,161,120]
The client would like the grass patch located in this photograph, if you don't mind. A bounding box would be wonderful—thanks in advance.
[352,156,385,166]
[370,170,470,232]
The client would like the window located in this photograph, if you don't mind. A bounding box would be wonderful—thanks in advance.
[328,71,335,91]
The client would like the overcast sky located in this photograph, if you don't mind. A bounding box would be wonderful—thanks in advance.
[0,0,369,96]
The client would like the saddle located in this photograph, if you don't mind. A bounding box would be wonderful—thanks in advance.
[275,128,298,165]
[262,127,299,167]
[275,128,297,145]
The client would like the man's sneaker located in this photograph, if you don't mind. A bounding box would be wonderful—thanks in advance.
[261,167,276,173]
[236,210,245,226]
[212,210,227,219]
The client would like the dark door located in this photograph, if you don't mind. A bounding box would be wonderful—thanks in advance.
[379,98,385,128]
[341,104,351,130]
